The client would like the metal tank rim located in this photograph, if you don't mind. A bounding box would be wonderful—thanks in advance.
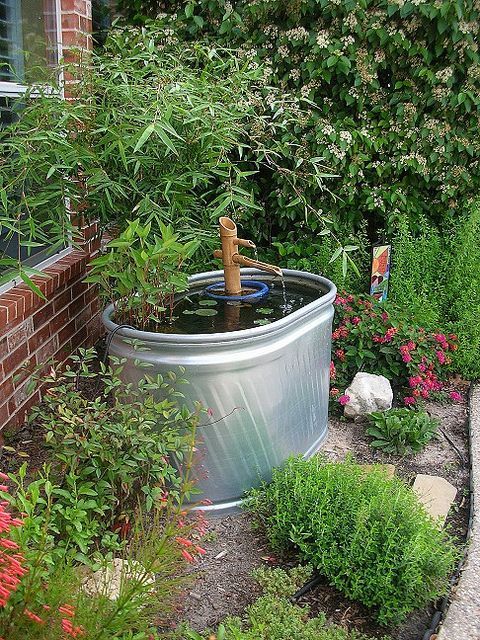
[102,268,337,345]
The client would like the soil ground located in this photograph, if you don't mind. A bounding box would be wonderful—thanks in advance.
[180,388,470,640]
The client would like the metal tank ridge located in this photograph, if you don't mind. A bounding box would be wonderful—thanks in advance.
[103,268,336,513]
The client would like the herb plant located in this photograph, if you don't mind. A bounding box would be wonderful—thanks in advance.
[245,456,457,626]
[367,409,439,455]
[183,566,387,640]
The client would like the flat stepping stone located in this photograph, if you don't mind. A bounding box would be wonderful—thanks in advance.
[412,474,457,526]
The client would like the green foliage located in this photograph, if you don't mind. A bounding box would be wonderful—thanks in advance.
[22,348,199,556]
[367,408,439,454]
[132,0,480,242]
[245,456,457,626]
[330,293,458,409]
[388,215,446,329]
[183,566,387,640]
[87,219,199,329]
[446,202,480,379]
[270,223,370,292]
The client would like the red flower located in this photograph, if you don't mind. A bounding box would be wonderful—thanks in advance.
[404,396,416,406]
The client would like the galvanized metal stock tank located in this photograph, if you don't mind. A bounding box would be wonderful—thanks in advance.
[103,269,336,513]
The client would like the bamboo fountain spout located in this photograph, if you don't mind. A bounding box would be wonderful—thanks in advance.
[213,217,283,296]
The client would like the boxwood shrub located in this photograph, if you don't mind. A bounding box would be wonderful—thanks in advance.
[246,456,457,626]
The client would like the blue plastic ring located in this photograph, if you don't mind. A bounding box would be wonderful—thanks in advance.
[204,280,270,302]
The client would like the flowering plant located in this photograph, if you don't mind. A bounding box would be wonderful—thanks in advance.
[329,293,460,408]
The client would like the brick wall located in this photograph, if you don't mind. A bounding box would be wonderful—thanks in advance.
[0,223,102,432]
[0,1,100,433]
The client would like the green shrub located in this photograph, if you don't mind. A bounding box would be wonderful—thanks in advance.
[388,215,446,329]
[183,566,388,640]
[133,1,480,242]
[25,348,199,554]
[245,456,457,626]
[366,408,439,454]
[446,203,480,380]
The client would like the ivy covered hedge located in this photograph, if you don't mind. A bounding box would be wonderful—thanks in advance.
[119,0,480,242]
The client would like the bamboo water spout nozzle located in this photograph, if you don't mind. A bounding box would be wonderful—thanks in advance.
[214,216,283,296]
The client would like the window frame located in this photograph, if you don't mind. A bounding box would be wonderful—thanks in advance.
[0,0,71,297]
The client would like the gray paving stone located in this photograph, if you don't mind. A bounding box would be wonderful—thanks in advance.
[438,384,480,639]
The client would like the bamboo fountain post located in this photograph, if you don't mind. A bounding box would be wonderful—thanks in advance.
[213,216,282,296]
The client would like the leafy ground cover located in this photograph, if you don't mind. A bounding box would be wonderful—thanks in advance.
[0,348,206,640]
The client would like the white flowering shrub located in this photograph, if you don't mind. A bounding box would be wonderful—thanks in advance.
[125,0,480,242]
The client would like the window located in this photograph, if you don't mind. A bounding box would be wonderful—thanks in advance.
[0,0,65,292]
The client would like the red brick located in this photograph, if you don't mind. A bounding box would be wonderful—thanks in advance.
[53,288,72,313]
[61,12,79,30]
[0,297,19,326]
[7,318,34,352]
[33,301,55,330]
[58,318,77,347]
[0,336,8,361]
[68,293,85,318]
[0,401,10,428]
[3,343,28,377]
[49,307,70,333]
[0,377,13,403]
[6,390,40,432]
[71,279,88,300]
[74,305,93,331]
[36,336,58,364]
[54,341,72,364]
[28,323,51,353]
[70,328,84,350]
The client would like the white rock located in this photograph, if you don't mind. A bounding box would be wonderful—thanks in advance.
[82,558,155,600]
[343,372,393,420]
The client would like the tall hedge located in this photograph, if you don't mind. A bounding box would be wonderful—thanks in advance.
[117,0,480,245]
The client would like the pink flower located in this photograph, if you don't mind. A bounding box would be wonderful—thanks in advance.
[338,394,350,406]
[335,349,345,362]
[330,361,336,379]
[402,353,412,363]
[450,391,463,402]
[404,396,416,406]
[330,387,340,396]
[409,376,422,388]
[0,474,8,482]
[436,350,446,364]
[351,316,361,325]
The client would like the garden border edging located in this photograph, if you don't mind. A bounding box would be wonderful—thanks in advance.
[433,383,479,639]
